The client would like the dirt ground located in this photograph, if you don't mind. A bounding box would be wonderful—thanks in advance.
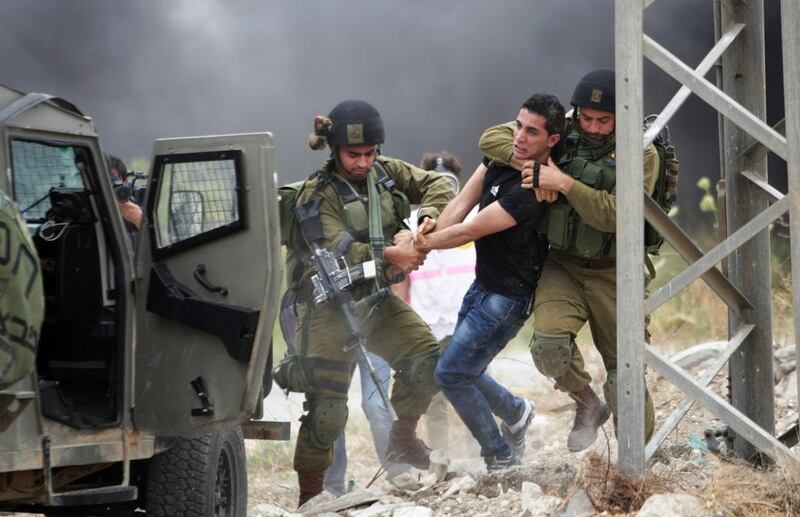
[247,339,799,515]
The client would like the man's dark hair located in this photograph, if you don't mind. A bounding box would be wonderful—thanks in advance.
[419,151,463,176]
[521,93,566,136]
[105,153,128,181]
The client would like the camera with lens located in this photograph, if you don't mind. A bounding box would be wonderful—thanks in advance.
[113,177,132,203]
[112,171,147,205]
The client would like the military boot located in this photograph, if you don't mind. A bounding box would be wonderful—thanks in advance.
[567,384,611,452]
[384,416,431,469]
[297,470,325,508]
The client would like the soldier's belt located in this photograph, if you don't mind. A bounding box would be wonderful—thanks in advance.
[552,251,616,269]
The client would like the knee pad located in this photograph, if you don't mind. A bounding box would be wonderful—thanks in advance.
[530,332,572,378]
[398,348,440,396]
[306,397,348,450]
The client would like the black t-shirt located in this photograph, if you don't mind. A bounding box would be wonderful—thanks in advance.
[474,162,547,297]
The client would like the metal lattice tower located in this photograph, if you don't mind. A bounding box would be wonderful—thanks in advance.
[615,0,800,476]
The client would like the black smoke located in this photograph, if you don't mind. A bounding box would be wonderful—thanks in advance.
[0,0,784,221]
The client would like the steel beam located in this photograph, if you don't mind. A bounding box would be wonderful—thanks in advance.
[781,0,800,429]
[645,324,753,461]
[719,0,775,460]
[647,197,786,314]
[643,23,745,148]
[644,195,750,314]
[644,35,787,161]
[646,346,798,465]
[742,118,786,163]
[615,0,646,477]
[741,170,784,201]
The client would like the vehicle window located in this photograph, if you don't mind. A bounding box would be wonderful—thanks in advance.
[151,151,244,255]
[10,139,87,221]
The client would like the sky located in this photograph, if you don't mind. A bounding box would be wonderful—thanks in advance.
[0,0,786,220]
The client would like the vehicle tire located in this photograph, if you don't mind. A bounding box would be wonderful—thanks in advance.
[144,426,247,516]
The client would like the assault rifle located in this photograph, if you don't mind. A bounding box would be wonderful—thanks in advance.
[295,198,398,421]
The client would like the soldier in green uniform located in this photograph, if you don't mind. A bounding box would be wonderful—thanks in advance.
[479,69,658,452]
[285,100,453,506]
[0,194,44,390]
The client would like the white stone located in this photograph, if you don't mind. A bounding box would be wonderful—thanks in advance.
[419,472,439,487]
[442,474,475,498]
[390,472,421,491]
[520,481,544,511]
[393,506,433,517]
[428,449,450,482]
[525,495,563,516]
[350,502,415,517]
[298,488,382,515]
[561,489,595,517]
[636,493,709,517]
[651,461,669,477]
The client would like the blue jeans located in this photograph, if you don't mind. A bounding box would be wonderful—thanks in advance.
[324,352,392,495]
[434,282,529,458]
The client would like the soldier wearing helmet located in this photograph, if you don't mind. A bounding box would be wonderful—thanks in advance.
[285,100,453,506]
[479,69,659,452]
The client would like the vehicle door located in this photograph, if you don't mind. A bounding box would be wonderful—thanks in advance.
[134,133,281,437]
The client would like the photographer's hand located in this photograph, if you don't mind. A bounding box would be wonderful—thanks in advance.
[117,201,142,229]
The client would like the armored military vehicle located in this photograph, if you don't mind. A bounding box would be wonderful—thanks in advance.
[0,84,286,516]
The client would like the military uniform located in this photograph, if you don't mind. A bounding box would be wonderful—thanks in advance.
[0,194,44,389]
[287,155,453,474]
[480,118,659,441]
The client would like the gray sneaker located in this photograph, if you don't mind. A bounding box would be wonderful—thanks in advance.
[484,453,522,472]
[501,399,535,459]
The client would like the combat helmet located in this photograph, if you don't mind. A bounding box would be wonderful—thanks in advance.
[327,100,385,147]
[570,69,615,112]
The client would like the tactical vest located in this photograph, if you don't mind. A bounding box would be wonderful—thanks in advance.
[546,132,617,259]
[284,160,410,292]
[327,164,410,244]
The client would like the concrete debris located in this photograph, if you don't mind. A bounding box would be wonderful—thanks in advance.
[524,495,563,516]
[559,489,594,517]
[350,501,415,517]
[296,491,336,514]
[297,488,382,515]
[442,474,476,498]
[391,472,422,491]
[419,472,439,487]
[520,481,544,509]
[474,462,577,497]
[392,505,433,517]
[636,493,709,516]
[429,449,450,482]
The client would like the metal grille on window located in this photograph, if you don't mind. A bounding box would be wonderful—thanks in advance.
[11,140,84,220]
[163,159,238,245]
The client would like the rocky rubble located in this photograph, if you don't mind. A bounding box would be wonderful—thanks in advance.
[250,343,800,516]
